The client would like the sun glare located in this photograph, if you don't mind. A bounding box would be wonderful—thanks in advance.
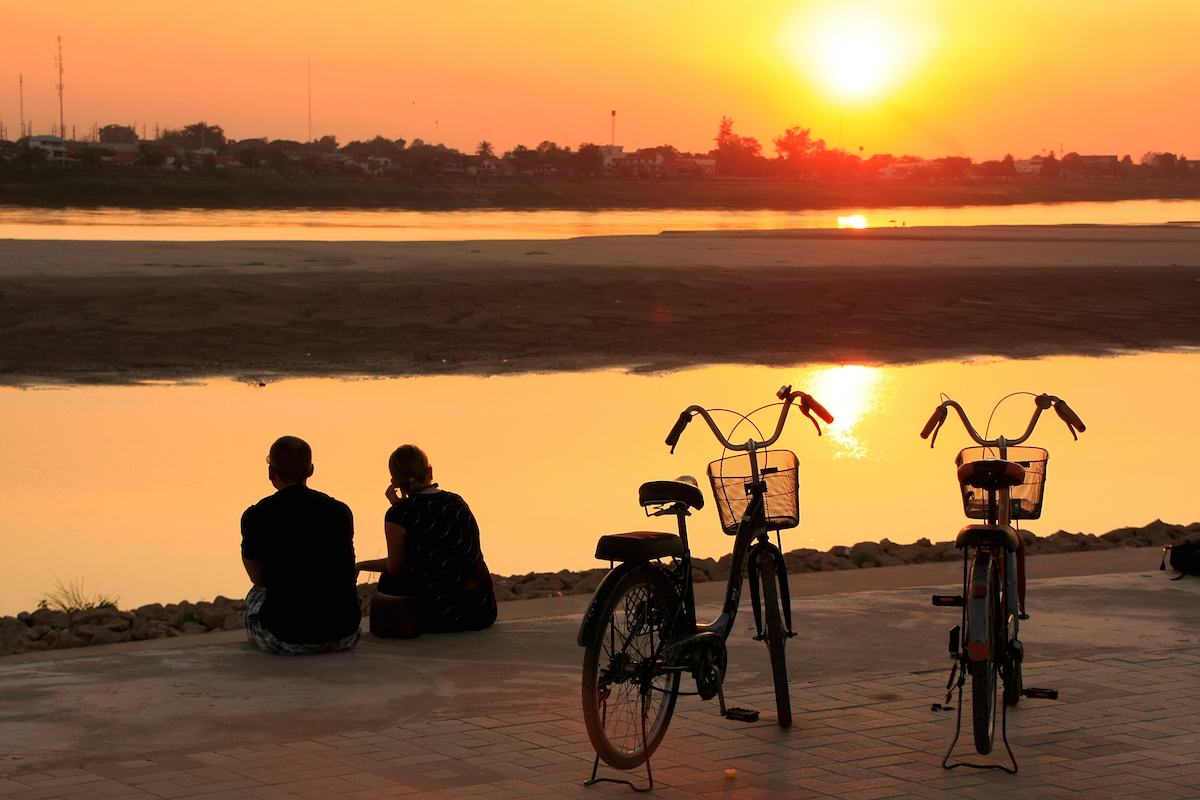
[804,365,889,459]
[781,6,936,104]
[837,214,868,229]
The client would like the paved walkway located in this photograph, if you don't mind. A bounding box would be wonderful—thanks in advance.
[2,551,1198,799]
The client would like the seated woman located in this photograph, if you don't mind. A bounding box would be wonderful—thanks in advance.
[357,444,497,634]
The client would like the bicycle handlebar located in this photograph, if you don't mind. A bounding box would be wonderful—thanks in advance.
[665,385,832,454]
[920,393,1085,449]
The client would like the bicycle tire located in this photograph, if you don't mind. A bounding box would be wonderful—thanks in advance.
[581,565,681,769]
[969,552,999,755]
[757,550,793,728]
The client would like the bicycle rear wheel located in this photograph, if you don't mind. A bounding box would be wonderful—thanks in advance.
[968,551,1000,755]
[581,565,681,769]
[758,550,793,728]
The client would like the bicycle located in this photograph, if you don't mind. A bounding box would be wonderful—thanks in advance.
[577,385,832,791]
[921,392,1086,772]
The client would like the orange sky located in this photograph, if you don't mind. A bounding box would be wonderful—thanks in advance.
[3,1,1197,161]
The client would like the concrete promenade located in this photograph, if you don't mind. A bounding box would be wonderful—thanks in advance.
[2,548,1198,799]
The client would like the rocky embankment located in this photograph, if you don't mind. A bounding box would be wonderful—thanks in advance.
[3,519,1196,657]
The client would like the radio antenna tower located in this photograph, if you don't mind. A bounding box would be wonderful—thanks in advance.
[307,59,313,142]
[55,36,65,140]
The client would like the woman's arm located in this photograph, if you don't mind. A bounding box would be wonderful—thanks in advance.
[355,558,389,573]
[384,521,407,575]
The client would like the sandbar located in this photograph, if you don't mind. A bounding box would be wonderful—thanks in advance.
[1,225,1199,385]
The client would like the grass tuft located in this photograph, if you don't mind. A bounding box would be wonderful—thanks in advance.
[38,577,120,614]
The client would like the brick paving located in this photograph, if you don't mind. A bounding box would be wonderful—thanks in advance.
[4,651,1198,798]
[2,570,1197,798]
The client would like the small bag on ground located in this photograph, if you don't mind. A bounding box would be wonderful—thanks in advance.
[1161,541,1200,580]
[369,593,422,638]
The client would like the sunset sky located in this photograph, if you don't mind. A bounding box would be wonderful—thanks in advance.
[3,1,1197,161]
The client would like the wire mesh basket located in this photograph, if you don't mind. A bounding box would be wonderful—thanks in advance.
[706,449,799,535]
[955,446,1049,520]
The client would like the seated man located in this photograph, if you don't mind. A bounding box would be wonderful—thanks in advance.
[241,436,362,655]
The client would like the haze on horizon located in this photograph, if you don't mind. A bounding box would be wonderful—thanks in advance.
[3,0,1197,161]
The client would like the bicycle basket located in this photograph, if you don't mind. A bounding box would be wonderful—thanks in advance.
[706,449,799,535]
[955,446,1049,520]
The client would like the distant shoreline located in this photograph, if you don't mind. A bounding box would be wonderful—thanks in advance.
[3,174,1200,212]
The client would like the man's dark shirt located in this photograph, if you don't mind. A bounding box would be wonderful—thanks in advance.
[241,484,362,644]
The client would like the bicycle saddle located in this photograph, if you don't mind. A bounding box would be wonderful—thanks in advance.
[957,459,1025,491]
[639,478,705,510]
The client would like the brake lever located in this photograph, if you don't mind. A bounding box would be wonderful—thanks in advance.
[801,407,823,436]
[928,418,944,448]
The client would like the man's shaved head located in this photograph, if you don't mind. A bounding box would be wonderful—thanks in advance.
[268,436,313,482]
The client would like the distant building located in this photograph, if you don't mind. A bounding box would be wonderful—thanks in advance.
[599,145,625,170]
[27,135,67,162]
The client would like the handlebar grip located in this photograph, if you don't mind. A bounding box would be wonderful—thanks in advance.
[665,411,692,449]
[921,406,948,439]
[805,395,834,425]
[1054,401,1086,433]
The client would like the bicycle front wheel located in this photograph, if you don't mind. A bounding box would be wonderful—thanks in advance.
[758,550,793,728]
[968,552,1000,755]
[581,565,681,769]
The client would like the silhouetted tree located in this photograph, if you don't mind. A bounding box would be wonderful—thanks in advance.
[99,124,137,145]
[1039,152,1061,178]
[476,140,495,158]
[574,143,603,176]
[714,116,764,177]
[161,122,226,151]
[773,126,822,162]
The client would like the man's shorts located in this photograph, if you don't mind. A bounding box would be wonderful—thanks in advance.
[244,586,361,656]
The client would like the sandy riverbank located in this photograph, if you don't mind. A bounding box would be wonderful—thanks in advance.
[1,225,1199,385]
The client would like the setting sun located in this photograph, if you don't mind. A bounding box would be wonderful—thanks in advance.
[781,5,937,105]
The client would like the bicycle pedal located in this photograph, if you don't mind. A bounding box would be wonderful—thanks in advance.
[724,707,760,723]
[1022,687,1059,700]
[932,595,965,607]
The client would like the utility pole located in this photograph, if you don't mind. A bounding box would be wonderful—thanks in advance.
[19,75,25,138]
[56,36,65,141]
[611,110,615,146]
[307,60,313,142]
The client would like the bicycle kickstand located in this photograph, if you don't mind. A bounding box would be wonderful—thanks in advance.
[939,665,1018,775]
[583,694,655,792]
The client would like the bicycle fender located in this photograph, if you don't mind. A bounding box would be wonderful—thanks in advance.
[576,562,651,647]
[966,554,993,663]
[750,542,793,635]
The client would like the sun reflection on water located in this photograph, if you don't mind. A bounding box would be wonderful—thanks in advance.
[804,365,890,459]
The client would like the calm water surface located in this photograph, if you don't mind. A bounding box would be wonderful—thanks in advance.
[1,353,1197,616]
[2,200,1200,241]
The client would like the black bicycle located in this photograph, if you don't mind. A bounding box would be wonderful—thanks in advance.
[578,385,832,789]
[922,392,1085,772]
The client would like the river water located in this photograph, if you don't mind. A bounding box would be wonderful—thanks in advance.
[1,353,1196,617]
[2,199,1200,241]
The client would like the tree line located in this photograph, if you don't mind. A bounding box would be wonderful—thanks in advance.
[3,117,1195,182]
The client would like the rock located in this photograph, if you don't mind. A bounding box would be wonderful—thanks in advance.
[70,608,132,627]
[89,630,130,646]
[221,612,245,631]
[197,609,226,630]
[213,595,242,609]
[0,616,28,639]
[49,633,87,650]
[30,608,71,629]
[13,639,50,654]
[135,603,170,622]
[71,624,106,641]
[804,552,852,572]
[27,624,51,640]
[566,569,606,596]
[180,622,208,635]
[17,611,32,623]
